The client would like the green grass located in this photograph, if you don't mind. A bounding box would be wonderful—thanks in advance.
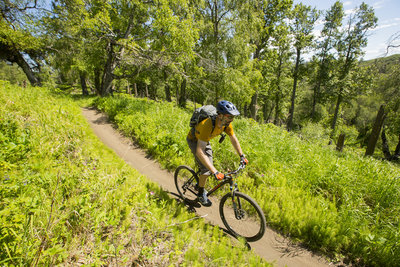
[0,81,269,266]
[93,94,400,266]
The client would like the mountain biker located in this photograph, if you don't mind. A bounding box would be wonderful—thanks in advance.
[186,100,248,207]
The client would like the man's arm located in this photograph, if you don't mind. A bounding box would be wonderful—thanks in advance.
[229,134,244,156]
[196,140,217,174]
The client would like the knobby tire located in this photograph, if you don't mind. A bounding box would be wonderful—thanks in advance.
[219,191,266,242]
[174,165,198,202]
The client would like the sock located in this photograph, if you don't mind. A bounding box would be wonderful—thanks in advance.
[198,187,204,195]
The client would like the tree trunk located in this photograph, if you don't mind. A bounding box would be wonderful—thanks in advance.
[94,67,101,95]
[79,71,89,96]
[274,93,280,126]
[287,48,301,131]
[133,83,138,97]
[263,102,268,123]
[178,78,186,108]
[329,90,343,143]
[250,92,258,120]
[138,83,144,97]
[381,125,392,160]
[336,133,346,152]
[394,133,400,159]
[311,82,320,120]
[274,57,283,126]
[264,102,274,124]
[249,46,262,120]
[145,84,149,98]
[365,105,386,156]
[100,41,117,96]
[149,85,157,100]
[126,83,131,95]
[0,44,41,86]
[311,56,328,120]
[164,70,171,102]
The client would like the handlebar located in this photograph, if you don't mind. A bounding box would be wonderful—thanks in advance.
[225,162,246,177]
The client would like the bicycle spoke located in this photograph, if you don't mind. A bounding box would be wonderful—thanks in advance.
[220,192,266,242]
[174,166,198,202]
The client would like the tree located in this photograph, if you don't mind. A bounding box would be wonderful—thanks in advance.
[310,1,344,120]
[329,3,377,141]
[377,63,400,160]
[365,104,385,156]
[386,30,400,55]
[287,3,319,131]
[270,23,292,125]
[0,0,44,86]
[245,0,293,120]
[193,0,237,104]
[45,0,198,97]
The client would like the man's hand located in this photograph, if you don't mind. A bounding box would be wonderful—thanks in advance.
[240,154,248,165]
[213,171,225,180]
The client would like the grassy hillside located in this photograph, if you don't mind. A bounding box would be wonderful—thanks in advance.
[0,81,269,266]
[361,53,400,73]
[93,94,400,266]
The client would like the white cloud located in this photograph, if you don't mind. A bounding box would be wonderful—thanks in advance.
[363,42,389,60]
[374,23,399,31]
[314,18,324,27]
[343,1,352,7]
[373,17,400,31]
[344,8,356,17]
[312,28,322,39]
[372,0,385,10]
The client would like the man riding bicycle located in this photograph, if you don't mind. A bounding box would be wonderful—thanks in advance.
[186,100,248,207]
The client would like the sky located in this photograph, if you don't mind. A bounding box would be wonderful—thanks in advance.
[293,0,400,60]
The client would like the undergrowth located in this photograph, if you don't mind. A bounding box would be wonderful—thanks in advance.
[93,94,400,266]
[0,81,269,266]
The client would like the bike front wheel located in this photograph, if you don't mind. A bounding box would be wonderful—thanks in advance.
[219,191,266,242]
[174,165,199,202]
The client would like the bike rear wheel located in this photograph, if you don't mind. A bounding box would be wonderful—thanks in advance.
[174,165,199,202]
[219,191,266,242]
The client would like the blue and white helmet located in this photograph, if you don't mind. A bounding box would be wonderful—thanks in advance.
[217,100,240,116]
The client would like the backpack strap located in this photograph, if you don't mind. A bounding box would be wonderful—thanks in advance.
[192,116,226,141]
[211,116,226,136]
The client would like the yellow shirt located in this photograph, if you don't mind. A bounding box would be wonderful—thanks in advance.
[187,117,234,142]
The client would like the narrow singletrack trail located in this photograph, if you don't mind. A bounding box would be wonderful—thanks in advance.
[82,107,337,267]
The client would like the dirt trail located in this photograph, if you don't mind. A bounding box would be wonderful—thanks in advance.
[82,107,335,267]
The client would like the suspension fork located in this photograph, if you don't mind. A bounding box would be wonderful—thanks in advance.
[229,180,243,219]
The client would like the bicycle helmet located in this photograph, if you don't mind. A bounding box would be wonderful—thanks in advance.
[217,100,240,116]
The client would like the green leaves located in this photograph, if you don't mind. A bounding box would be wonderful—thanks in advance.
[95,94,400,266]
[0,116,31,168]
[0,82,269,265]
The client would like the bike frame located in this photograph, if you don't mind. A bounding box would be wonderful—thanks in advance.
[206,175,237,197]
[177,163,266,241]
[197,164,245,198]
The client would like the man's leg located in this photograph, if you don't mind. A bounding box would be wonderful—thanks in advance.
[187,137,212,206]
[197,174,212,206]
[198,174,208,188]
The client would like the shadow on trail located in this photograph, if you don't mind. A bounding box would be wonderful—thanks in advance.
[167,191,252,250]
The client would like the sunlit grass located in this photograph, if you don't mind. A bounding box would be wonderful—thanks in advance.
[93,93,400,266]
[0,81,269,266]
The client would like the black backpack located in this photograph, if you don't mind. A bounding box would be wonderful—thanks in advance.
[189,105,226,143]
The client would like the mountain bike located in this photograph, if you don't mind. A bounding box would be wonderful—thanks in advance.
[174,163,266,242]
